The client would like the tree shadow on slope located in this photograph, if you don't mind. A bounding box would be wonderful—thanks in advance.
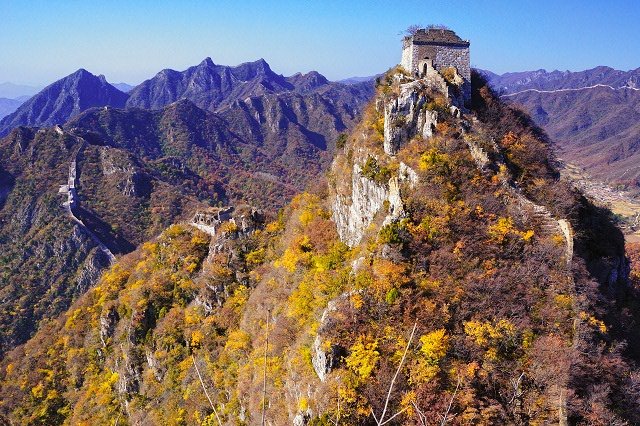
[75,206,135,254]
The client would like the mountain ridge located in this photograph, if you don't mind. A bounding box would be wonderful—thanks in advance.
[481,65,640,94]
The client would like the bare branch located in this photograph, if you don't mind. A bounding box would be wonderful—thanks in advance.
[440,376,462,426]
[332,388,341,426]
[509,372,525,404]
[402,24,422,36]
[261,309,271,426]
[412,401,427,426]
[374,321,418,425]
[371,407,380,424]
[192,355,222,426]
[380,406,410,425]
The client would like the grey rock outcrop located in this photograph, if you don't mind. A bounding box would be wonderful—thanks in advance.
[383,80,439,156]
[332,163,389,246]
[293,409,312,426]
[99,305,119,346]
[332,160,419,247]
[312,294,349,382]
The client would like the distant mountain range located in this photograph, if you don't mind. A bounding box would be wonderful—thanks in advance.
[112,82,134,92]
[0,82,41,99]
[482,66,640,94]
[483,67,640,191]
[0,59,374,137]
[338,74,381,85]
[0,58,373,353]
[0,98,27,120]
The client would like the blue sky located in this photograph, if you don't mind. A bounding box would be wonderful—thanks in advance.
[1,0,640,86]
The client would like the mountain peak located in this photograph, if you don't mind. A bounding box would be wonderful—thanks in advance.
[199,57,216,68]
[71,68,93,78]
[286,70,329,91]
[238,58,273,76]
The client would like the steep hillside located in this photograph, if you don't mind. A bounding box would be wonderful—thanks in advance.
[0,70,128,136]
[69,93,361,210]
[0,61,372,356]
[2,67,638,425]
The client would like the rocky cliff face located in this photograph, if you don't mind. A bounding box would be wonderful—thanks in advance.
[331,66,459,246]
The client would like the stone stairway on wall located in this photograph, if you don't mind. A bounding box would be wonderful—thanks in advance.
[465,135,574,265]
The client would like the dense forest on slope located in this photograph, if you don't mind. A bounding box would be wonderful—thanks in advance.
[0,125,206,355]
[1,69,639,425]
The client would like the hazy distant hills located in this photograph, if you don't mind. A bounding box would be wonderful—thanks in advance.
[484,67,640,190]
[338,74,381,85]
[0,82,40,99]
[112,82,134,92]
[0,98,26,120]
[0,69,128,136]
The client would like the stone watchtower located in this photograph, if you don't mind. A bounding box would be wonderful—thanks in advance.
[401,27,471,101]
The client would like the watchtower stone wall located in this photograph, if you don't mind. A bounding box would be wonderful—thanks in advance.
[401,28,471,101]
